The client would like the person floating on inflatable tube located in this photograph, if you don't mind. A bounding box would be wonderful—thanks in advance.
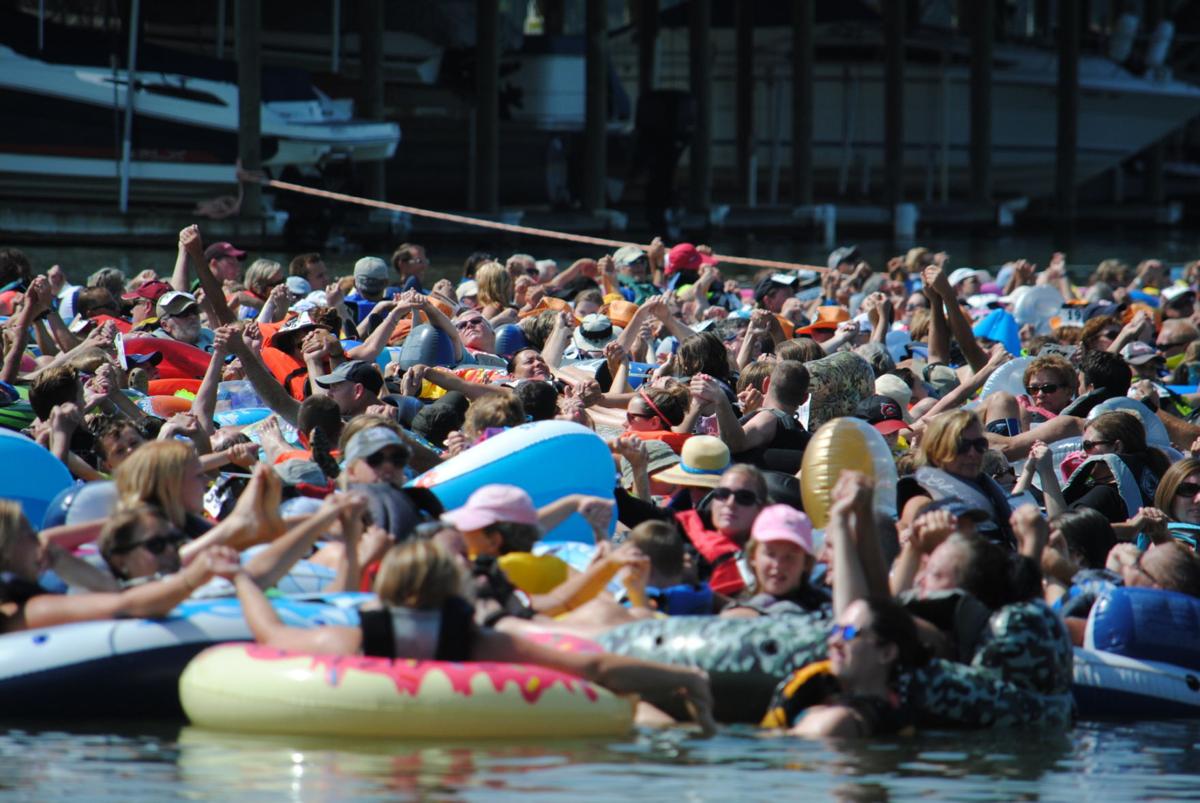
[233,538,716,733]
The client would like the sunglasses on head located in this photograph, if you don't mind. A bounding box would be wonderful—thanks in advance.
[366,448,407,468]
[956,437,989,455]
[710,487,760,506]
[1027,383,1062,395]
[1081,439,1113,452]
[1175,482,1200,498]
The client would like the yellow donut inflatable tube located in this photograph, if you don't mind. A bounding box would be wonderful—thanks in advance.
[799,416,898,529]
[179,644,634,739]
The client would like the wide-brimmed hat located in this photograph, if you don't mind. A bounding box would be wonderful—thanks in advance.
[601,299,639,329]
[651,436,731,489]
[796,306,850,335]
[573,313,621,352]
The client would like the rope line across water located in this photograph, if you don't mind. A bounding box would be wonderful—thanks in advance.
[260,177,829,274]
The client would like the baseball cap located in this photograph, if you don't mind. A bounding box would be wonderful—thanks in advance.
[751,504,814,555]
[354,257,389,292]
[157,291,200,318]
[854,394,910,435]
[203,242,245,262]
[613,246,647,268]
[1162,285,1196,305]
[753,273,798,303]
[949,268,991,287]
[666,243,717,275]
[312,359,384,393]
[122,279,172,303]
[441,484,540,531]
[456,280,480,301]
[1121,341,1162,366]
[285,276,312,296]
[343,426,406,466]
[827,245,860,271]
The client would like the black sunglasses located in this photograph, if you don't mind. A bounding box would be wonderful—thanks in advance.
[114,529,186,556]
[1081,439,1113,452]
[1175,482,1200,498]
[1027,383,1062,395]
[710,487,760,506]
[366,448,407,468]
[956,437,989,455]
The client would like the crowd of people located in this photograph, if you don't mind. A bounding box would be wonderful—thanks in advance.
[2,227,1200,738]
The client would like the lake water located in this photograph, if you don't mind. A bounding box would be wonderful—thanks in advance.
[2,717,1198,801]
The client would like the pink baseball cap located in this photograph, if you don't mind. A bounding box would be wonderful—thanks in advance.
[751,504,814,555]
[441,484,539,531]
[666,243,718,275]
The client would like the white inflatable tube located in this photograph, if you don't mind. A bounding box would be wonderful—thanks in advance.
[409,420,616,542]
[1073,647,1200,719]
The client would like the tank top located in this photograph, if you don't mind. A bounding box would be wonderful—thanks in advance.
[359,597,476,661]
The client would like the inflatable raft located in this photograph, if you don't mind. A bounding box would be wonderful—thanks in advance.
[1072,586,1200,719]
[0,593,368,718]
[180,644,634,739]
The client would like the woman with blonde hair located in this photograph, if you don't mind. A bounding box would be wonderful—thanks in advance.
[475,261,514,320]
[898,410,1014,547]
[233,538,715,731]
[115,440,209,533]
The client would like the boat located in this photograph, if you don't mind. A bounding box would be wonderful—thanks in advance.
[601,21,1200,200]
[0,24,399,204]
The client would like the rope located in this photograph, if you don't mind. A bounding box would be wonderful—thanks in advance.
[258,177,830,274]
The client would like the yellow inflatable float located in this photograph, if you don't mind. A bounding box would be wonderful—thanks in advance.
[179,644,635,739]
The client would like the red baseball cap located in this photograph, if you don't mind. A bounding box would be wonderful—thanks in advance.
[203,242,246,261]
[121,279,173,303]
[666,243,718,275]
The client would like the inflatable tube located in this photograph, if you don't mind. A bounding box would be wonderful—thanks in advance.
[0,428,74,526]
[137,395,194,417]
[0,593,368,718]
[179,644,634,738]
[216,380,265,410]
[980,356,1031,400]
[123,336,211,381]
[148,378,202,396]
[1087,397,1172,448]
[0,399,36,433]
[1011,286,1064,334]
[1085,586,1200,668]
[1072,647,1200,719]
[409,420,615,543]
[598,613,831,723]
[799,417,897,530]
[213,407,272,428]
[64,479,118,525]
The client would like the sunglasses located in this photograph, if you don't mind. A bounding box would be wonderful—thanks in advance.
[1101,329,1122,340]
[1027,383,1062,395]
[366,448,407,468]
[1157,340,1189,350]
[956,437,989,455]
[830,623,866,642]
[1175,482,1200,498]
[114,529,186,556]
[710,487,760,506]
[455,318,486,330]
[1081,439,1113,452]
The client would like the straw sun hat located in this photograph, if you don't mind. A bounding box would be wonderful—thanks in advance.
[651,435,731,489]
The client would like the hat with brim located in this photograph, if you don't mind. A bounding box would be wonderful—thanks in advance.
[796,306,850,336]
[873,418,909,436]
[573,314,621,352]
[441,484,539,531]
[519,296,574,320]
[620,438,680,489]
[601,299,639,329]
[651,435,731,489]
[157,290,200,319]
[343,426,405,466]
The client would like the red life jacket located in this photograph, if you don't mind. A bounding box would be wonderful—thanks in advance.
[675,509,748,596]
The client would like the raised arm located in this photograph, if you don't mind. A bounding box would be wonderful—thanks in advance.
[179,225,237,326]
[924,261,986,370]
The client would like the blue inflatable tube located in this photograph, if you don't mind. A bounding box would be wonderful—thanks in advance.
[0,428,73,526]
[409,420,615,543]
[340,340,402,371]
[213,407,272,427]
